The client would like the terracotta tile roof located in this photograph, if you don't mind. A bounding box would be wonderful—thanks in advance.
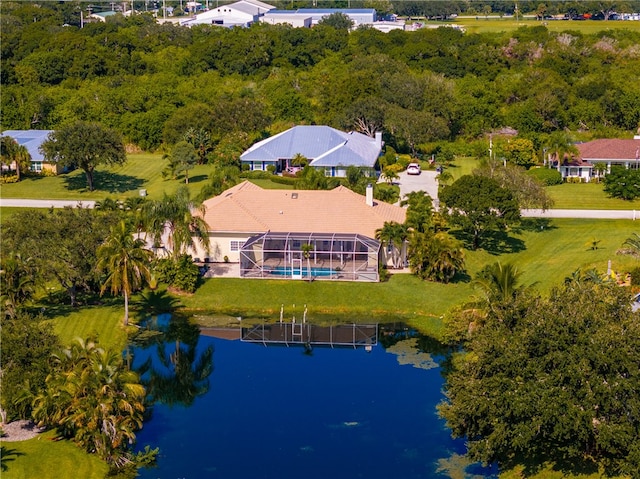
[198,181,406,238]
[577,139,640,161]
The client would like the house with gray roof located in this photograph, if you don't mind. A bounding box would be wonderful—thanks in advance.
[240,125,382,177]
[0,129,63,174]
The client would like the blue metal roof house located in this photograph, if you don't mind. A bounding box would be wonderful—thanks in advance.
[240,125,383,177]
[0,129,64,174]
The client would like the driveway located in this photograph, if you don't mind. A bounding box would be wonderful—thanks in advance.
[393,170,439,206]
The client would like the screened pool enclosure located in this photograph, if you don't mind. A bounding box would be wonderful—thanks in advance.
[240,232,381,282]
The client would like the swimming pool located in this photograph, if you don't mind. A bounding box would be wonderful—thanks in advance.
[270,265,339,277]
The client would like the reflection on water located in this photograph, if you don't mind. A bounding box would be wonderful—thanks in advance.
[132,316,497,479]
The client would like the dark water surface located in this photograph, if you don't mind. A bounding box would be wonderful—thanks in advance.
[133,317,497,479]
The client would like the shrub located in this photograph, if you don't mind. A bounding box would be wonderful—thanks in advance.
[526,167,563,186]
[629,267,640,287]
[154,255,200,293]
[0,174,19,183]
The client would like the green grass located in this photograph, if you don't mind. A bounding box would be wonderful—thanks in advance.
[49,305,129,351]
[435,17,640,34]
[0,430,109,479]
[0,207,34,222]
[247,178,295,189]
[0,154,215,201]
[547,182,640,210]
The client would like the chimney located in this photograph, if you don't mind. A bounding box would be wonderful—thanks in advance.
[366,183,374,207]
[375,131,382,148]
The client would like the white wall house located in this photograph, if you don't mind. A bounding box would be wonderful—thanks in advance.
[558,138,640,182]
[180,0,274,27]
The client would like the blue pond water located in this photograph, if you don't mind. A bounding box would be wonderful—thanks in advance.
[133,318,497,479]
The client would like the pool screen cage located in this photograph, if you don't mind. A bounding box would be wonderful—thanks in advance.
[240,232,381,282]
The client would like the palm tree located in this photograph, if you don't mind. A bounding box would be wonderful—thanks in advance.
[0,252,38,318]
[97,220,153,326]
[376,221,408,269]
[473,262,523,304]
[33,337,148,468]
[301,243,314,282]
[0,136,31,180]
[618,233,640,258]
[408,231,465,283]
[142,187,210,259]
[546,131,578,171]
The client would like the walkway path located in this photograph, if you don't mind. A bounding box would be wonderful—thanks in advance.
[0,198,95,208]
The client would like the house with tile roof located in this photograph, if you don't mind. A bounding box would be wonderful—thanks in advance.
[0,130,64,174]
[559,138,640,182]
[240,125,383,178]
[191,180,406,281]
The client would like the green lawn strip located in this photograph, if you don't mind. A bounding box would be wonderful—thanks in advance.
[447,17,640,34]
[546,183,640,210]
[247,178,294,189]
[0,430,109,479]
[0,207,37,222]
[50,305,129,351]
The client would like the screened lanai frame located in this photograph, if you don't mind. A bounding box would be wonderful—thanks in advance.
[240,232,380,282]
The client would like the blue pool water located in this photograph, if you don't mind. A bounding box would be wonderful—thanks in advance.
[270,265,338,277]
[133,320,497,479]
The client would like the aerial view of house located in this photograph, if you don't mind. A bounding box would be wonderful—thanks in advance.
[192,180,405,281]
[240,125,383,177]
[559,136,640,182]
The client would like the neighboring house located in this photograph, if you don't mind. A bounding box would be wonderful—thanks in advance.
[191,180,406,281]
[0,130,63,175]
[180,0,274,27]
[559,137,640,182]
[260,8,375,27]
[240,125,383,177]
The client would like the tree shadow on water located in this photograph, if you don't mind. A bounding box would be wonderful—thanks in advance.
[63,171,143,193]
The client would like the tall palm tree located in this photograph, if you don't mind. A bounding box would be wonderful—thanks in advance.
[546,131,578,171]
[0,252,38,318]
[97,220,152,325]
[376,221,407,269]
[142,187,210,259]
[301,243,314,281]
[0,136,31,180]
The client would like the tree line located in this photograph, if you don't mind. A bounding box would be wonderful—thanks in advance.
[2,4,639,161]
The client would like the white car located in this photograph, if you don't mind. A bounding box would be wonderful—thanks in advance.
[406,163,421,175]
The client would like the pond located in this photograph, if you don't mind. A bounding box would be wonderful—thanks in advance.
[132,315,497,479]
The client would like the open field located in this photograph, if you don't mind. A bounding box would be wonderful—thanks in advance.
[429,17,640,34]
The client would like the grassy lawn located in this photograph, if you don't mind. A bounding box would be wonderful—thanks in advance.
[547,182,640,210]
[0,430,109,479]
[440,17,640,34]
[0,153,215,201]
[49,305,129,350]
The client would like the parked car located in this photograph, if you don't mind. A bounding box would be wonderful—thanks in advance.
[406,163,421,175]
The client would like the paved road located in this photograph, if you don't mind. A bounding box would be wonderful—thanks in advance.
[521,209,638,219]
[0,198,95,208]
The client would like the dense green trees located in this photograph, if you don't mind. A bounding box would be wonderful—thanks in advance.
[2,5,639,157]
[1,207,121,306]
[603,166,640,200]
[439,273,640,476]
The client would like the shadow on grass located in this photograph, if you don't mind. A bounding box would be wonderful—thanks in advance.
[134,289,182,316]
[513,217,557,234]
[0,446,25,472]
[450,229,526,255]
[64,171,143,193]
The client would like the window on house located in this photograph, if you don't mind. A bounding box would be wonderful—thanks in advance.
[230,240,245,252]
